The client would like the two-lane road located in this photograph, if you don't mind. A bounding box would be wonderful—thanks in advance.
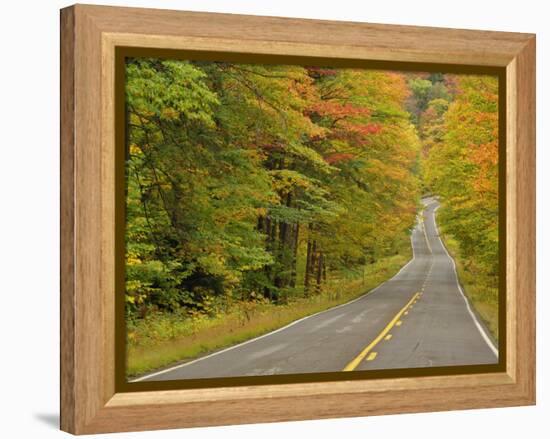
[134,198,498,382]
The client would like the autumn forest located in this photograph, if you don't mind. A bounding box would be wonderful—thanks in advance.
[124,59,499,376]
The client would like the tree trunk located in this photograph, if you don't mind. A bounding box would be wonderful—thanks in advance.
[316,251,323,294]
[304,233,313,294]
[304,240,311,291]
[290,223,299,288]
[270,219,279,300]
[265,216,271,240]
[257,215,265,233]
[270,219,277,244]
[310,240,317,292]
[263,216,274,300]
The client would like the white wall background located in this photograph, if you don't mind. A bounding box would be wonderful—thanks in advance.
[0,0,546,437]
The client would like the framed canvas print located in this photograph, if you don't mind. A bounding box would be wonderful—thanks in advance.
[60,4,536,434]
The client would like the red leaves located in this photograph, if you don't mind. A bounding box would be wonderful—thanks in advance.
[328,121,382,146]
[306,102,379,147]
[470,141,498,166]
[307,101,371,119]
[324,153,355,164]
[306,66,338,78]
[308,134,326,142]
[353,123,382,135]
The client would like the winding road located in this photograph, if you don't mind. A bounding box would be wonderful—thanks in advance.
[134,198,498,382]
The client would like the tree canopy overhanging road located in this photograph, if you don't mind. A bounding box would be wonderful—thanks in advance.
[125,62,499,378]
[134,198,497,382]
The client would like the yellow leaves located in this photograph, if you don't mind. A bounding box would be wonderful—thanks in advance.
[367,158,409,183]
[256,207,268,217]
[127,256,142,265]
[197,252,228,277]
[160,107,179,120]
[124,59,428,319]
[421,73,499,278]
[125,290,147,305]
[269,169,313,192]
[129,143,142,156]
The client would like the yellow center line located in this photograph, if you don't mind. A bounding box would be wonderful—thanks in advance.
[343,292,420,371]
[366,352,378,361]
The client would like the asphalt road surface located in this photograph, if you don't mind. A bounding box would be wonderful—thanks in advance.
[135,198,498,382]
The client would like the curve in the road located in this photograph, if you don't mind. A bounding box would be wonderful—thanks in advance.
[133,197,498,382]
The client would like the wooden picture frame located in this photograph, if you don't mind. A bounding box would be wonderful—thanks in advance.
[60,4,536,434]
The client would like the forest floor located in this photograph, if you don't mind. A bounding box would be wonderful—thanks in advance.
[127,243,411,377]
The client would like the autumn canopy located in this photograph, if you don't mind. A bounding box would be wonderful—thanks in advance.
[124,59,499,374]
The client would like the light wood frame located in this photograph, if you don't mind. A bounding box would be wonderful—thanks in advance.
[60,4,536,434]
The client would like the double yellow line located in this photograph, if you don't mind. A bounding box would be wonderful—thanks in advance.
[343,292,420,371]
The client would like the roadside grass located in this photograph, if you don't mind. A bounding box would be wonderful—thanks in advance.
[437,233,499,342]
[127,243,412,378]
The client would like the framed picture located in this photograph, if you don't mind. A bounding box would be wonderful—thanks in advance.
[60,4,536,434]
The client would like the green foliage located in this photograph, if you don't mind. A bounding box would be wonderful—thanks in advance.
[406,75,452,128]
[125,58,420,323]
[424,75,498,275]
[422,74,499,335]
[123,58,499,371]
[127,246,412,376]
[408,78,433,113]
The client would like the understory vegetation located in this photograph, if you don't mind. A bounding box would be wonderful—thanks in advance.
[127,246,410,376]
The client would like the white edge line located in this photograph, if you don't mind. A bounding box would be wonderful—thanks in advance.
[431,204,499,358]
[132,232,419,382]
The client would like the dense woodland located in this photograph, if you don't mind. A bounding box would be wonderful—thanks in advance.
[420,73,500,333]
[421,75,499,278]
[124,59,499,369]
[125,60,420,316]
